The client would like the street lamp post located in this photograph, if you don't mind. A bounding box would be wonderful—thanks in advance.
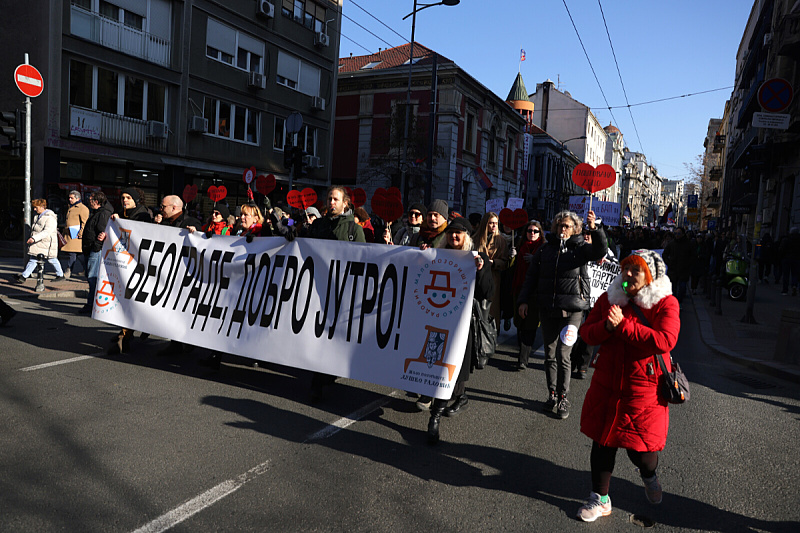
[400,0,459,207]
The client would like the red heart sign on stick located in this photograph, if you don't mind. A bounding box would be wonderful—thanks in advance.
[345,187,354,199]
[256,174,276,196]
[571,163,616,193]
[182,184,198,203]
[351,188,367,208]
[242,166,256,184]
[498,208,528,230]
[300,188,317,209]
[371,188,403,222]
[287,190,302,209]
[207,185,227,202]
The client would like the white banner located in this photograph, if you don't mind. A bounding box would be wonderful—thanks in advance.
[568,196,621,225]
[587,250,621,308]
[94,220,477,399]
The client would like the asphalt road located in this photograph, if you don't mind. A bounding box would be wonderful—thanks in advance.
[1,294,798,532]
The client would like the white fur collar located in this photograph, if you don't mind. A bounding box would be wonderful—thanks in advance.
[607,273,672,309]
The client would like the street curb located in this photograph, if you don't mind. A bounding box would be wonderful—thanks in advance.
[1,289,88,301]
[691,294,800,385]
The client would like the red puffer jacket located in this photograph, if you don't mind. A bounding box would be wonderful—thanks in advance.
[579,275,680,452]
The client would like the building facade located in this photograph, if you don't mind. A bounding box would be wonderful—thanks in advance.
[0,0,342,223]
[334,43,526,215]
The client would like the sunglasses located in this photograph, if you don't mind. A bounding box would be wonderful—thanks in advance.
[527,229,540,234]
[409,211,422,217]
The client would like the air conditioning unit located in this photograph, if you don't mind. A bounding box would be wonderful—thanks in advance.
[303,155,321,168]
[147,121,168,139]
[764,33,772,46]
[256,0,274,18]
[188,115,208,133]
[314,32,330,47]
[311,96,325,111]
[248,71,265,89]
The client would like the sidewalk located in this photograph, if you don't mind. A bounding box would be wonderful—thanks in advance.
[691,276,800,384]
[0,240,89,300]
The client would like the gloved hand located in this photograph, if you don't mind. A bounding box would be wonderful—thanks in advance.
[509,247,517,258]
[246,233,254,243]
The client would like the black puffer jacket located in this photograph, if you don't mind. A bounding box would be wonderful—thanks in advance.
[517,228,608,313]
[82,201,114,254]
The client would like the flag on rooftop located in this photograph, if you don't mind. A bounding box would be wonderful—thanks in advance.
[520,49,526,61]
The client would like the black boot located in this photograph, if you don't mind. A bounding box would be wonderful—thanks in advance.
[445,394,469,416]
[518,344,532,370]
[427,402,446,445]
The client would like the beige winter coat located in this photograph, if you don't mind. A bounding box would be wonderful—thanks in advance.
[62,201,90,253]
[28,209,59,259]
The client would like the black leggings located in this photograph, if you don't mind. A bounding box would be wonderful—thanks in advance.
[590,441,659,496]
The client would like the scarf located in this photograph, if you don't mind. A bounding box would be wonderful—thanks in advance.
[417,222,447,244]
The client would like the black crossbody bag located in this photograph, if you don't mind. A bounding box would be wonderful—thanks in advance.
[628,303,690,404]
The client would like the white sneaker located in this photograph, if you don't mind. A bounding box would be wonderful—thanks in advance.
[643,474,663,504]
[577,492,612,522]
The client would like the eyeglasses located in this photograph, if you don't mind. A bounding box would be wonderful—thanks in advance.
[212,211,222,217]
[160,204,173,210]
[409,211,422,217]
[558,223,574,229]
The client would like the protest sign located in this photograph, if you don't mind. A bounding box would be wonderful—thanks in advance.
[568,196,621,225]
[94,220,477,399]
[486,198,504,213]
[587,249,621,308]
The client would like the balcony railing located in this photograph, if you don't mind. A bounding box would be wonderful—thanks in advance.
[69,105,168,151]
[713,135,726,153]
[709,166,723,181]
[71,5,171,67]
[777,11,800,57]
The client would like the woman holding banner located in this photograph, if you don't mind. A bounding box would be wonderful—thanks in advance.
[512,219,545,370]
[474,212,510,332]
[427,217,493,445]
[517,210,607,420]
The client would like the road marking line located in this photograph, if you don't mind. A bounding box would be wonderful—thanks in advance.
[130,461,271,533]
[19,355,97,371]
[305,390,401,442]
[130,390,399,532]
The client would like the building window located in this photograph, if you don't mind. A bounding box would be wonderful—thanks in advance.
[277,51,320,97]
[488,127,497,164]
[98,0,144,30]
[506,137,514,169]
[464,112,476,153]
[274,118,317,156]
[69,60,167,121]
[282,0,326,33]
[206,18,264,73]
[274,118,287,150]
[203,97,259,144]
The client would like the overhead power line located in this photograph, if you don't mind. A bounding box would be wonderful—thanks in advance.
[597,0,645,154]
[350,0,409,44]
[341,11,395,50]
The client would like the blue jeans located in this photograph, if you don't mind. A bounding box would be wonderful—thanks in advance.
[21,256,64,278]
[65,252,86,274]
[87,251,101,302]
[782,259,800,293]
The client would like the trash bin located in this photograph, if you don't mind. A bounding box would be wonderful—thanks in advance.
[774,309,800,365]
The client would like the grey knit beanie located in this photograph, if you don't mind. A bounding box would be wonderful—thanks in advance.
[630,249,667,281]
[427,199,448,219]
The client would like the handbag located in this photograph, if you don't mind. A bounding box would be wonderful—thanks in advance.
[628,303,690,404]
[472,298,496,369]
[56,231,67,249]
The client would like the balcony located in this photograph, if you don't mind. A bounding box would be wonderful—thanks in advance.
[777,11,800,57]
[713,134,726,153]
[708,166,723,181]
[70,5,171,68]
[69,106,168,151]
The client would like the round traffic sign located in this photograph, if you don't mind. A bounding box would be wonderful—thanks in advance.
[758,78,792,113]
[285,111,303,134]
[14,64,44,98]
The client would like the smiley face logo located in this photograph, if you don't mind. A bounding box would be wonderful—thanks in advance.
[424,270,457,308]
[95,280,116,307]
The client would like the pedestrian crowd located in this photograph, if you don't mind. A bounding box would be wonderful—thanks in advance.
[16,185,800,522]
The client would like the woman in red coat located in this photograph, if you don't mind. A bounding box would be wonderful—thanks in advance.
[576,249,680,522]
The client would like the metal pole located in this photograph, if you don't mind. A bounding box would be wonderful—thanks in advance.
[401,0,417,208]
[742,138,768,324]
[23,53,32,258]
[424,53,437,206]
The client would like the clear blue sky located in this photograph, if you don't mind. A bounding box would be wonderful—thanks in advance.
[338,0,754,181]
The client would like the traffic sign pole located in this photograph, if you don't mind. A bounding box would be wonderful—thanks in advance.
[23,54,32,253]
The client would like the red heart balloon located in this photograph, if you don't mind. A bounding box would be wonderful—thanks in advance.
[351,188,367,208]
[299,188,317,209]
[182,184,198,203]
[286,190,303,209]
[256,174,276,196]
[499,208,528,230]
[572,163,616,193]
[371,188,403,222]
[387,186,402,200]
[242,166,256,184]
[207,185,227,202]
[344,187,354,199]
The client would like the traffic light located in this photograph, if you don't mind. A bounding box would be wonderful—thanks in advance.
[0,110,22,157]
[283,143,293,170]
[293,146,307,180]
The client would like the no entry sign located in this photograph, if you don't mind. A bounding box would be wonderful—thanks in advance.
[14,64,44,98]
[758,78,792,113]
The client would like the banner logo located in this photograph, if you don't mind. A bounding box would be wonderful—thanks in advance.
[403,325,456,382]
[104,228,135,267]
[413,258,470,318]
